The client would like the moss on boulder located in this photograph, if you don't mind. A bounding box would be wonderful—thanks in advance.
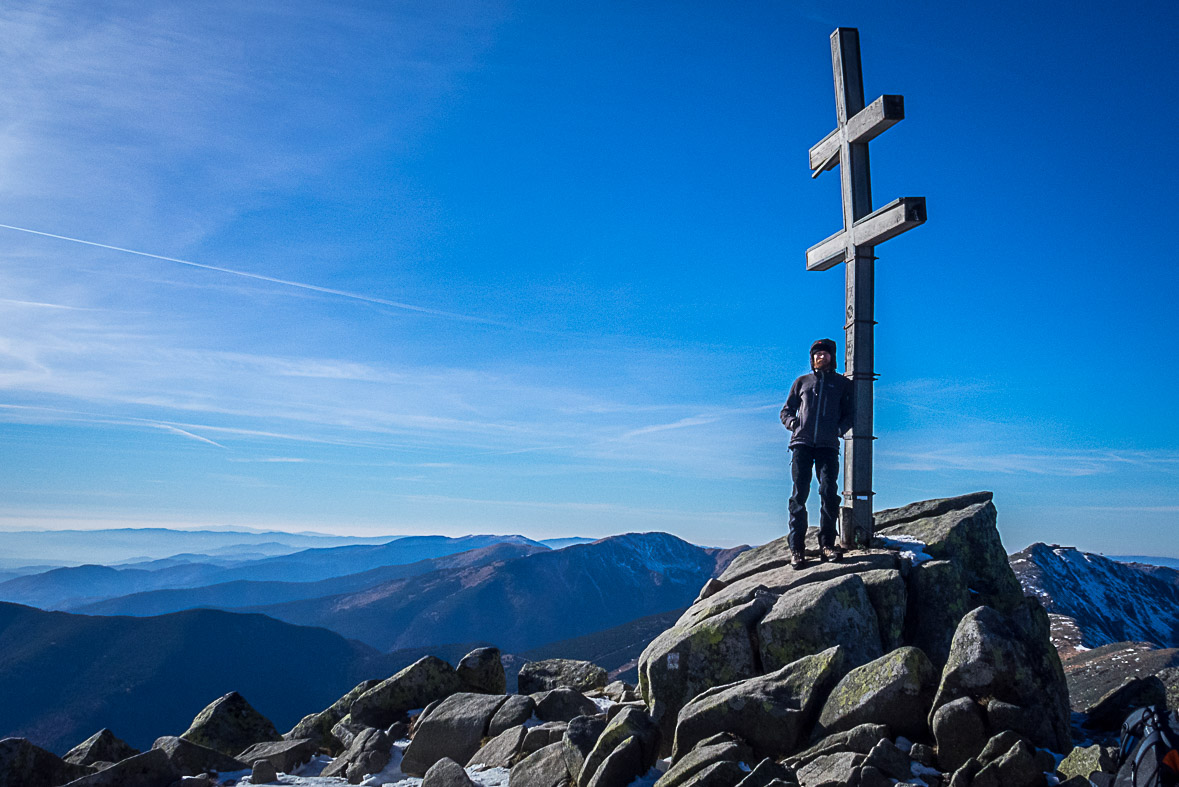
[639,596,771,754]
[860,569,907,652]
[349,655,465,729]
[931,603,1071,754]
[671,647,845,762]
[877,496,1023,613]
[814,646,936,741]
[906,559,971,668]
[1058,744,1117,782]
[179,691,280,758]
[757,574,882,672]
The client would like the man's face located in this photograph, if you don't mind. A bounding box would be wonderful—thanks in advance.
[812,349,831,369]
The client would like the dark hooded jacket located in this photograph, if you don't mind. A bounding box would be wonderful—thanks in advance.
[780,338,853,449]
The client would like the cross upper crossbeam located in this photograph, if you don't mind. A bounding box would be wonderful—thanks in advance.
[809,95,905,178]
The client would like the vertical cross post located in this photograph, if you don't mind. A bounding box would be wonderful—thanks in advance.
[834,29,875,549]
[805,27,926,548]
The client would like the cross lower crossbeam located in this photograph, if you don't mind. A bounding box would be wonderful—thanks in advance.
[805,196,927,271]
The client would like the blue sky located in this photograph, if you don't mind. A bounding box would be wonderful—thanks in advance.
[1,1,1176,554]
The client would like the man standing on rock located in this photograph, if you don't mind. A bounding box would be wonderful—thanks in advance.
[780,338,853,568]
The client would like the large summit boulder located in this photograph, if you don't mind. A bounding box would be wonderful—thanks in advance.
[638,492,1066,761]
[876,493,1023,613]
[672,647,844,760]
[814,646,937,741]
[930,601,1071,753]
[757,573,882,672]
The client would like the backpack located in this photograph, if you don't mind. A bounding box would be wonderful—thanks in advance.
[1116,705,1179,787]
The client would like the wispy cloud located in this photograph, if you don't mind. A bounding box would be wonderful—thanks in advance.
[0,223,512,327]
[879,442,1179,478]
[0,298,106,311]
[152,423,226,448]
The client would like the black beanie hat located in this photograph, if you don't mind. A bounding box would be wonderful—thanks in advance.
[810,338,837,370]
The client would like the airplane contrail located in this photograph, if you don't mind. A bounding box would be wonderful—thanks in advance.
[0,222,509,326]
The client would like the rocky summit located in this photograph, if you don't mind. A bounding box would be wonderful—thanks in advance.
[0,492,1108,787]
[638,492,1071,766]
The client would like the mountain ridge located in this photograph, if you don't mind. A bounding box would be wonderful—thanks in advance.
[72,542,548,617]
[0,534,549,610]
[1010,542,1179,654]
[244,531,742,652]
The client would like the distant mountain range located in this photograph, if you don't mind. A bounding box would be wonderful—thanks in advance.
[0,527,400,568]
[73,542,547,616]
[0,530,744,755]
[243,532,742,652]
[0,534,547,610]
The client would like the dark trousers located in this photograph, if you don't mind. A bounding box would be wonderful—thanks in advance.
[789,445,840,553]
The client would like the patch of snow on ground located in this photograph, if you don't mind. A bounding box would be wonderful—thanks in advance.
[295,756,333,777]
[626,765,662,787]
[229,768,347,786]
[879,535,933,565]
[911,762,941,777]
[359,741,410,786]
[468,767,510,787]
[591,696,616,713]
[234,742,511,787]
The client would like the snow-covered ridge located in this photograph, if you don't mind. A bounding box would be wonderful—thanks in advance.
[1009,542,1179,652]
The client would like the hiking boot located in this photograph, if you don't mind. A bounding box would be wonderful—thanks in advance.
[790,551,806,569]
[821,546,842,563]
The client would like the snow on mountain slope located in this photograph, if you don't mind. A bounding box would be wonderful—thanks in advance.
[1010,542,1179,653]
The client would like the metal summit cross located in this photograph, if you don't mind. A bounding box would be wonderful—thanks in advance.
[806,27,926,548]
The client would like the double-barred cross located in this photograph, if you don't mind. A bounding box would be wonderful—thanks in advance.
[806,28,926,547]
